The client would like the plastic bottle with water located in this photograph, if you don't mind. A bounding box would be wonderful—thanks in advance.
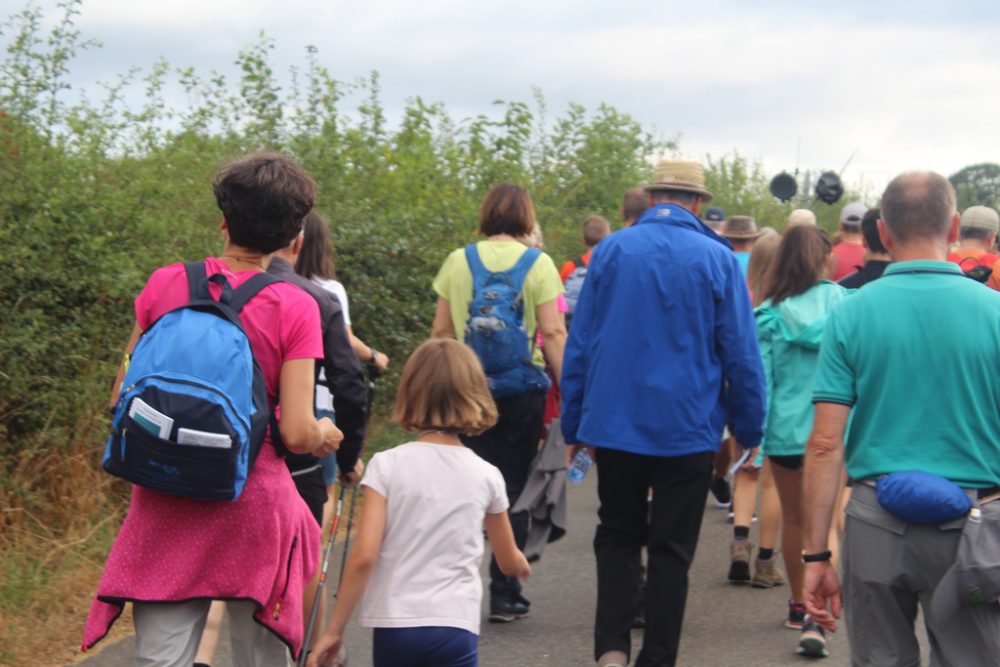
[566,448,593,484]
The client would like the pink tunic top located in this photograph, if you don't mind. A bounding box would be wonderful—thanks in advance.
[82,258,323,657]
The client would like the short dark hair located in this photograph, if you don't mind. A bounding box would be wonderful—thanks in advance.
[622,188,647,222]
[881,172,955,244]
[478,183,535,237]
[960,226,994,242]
[860,208,887,254]
[648,189,700,207]
[583,215,611,247]
[295,211,337,281]
[213,152,315,254]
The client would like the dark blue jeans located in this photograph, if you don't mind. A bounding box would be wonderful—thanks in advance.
[372,627,477,667]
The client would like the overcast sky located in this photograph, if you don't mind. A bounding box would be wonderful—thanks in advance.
[29,0,1000,199]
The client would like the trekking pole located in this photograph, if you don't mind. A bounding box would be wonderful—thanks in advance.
[337,486,359,588]
[299,485,347,667]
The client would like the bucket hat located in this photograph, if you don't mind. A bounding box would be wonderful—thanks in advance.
[721,215,762,241]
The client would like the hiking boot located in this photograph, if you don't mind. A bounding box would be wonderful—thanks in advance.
[785,601,807,630]
[751,556,785,588]
[488,595,530,623]
[710,475,732,507]
[727,540,752,584]
[597,650,628,667]
[797,617,829,658]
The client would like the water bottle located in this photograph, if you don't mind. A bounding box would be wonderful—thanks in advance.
[566,448,592,484]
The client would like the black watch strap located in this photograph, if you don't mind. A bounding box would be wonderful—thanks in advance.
[802,550,833,563]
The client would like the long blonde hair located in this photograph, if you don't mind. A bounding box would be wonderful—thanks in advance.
[746,232,782,307]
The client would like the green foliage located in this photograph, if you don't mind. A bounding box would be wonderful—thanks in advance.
[950,162,1000,211]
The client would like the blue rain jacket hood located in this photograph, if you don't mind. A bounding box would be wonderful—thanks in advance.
[561,203,767,456]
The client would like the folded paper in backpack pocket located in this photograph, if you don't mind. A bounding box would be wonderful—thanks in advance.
[128,397,173,439]
[177,427,232,449]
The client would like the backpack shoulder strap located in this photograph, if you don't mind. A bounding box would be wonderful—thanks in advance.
[465,244,490,290]
[230,273,283,312]
[184,261,208,302]
[506,247,542,290]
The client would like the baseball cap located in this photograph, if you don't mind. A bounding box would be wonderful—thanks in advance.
[787,209,817,227]
[960,206,1000,234]
[929,502,1000,621]
[704,207,725,224]
[840,202,867,226]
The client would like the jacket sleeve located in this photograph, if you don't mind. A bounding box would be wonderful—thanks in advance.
[715,258,767,448]
[322,305,368,472]
[560,247,600,444]
[754,309,775,443]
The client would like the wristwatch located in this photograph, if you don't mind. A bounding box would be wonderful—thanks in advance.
[368,347,379,365]
[801,550,832,563]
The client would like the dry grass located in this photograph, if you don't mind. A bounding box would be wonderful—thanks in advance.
[0,414,411,667]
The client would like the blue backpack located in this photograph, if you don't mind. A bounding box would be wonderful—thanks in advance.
[563,255,587,316]
[103,262,281,501]
[464,244,551,398]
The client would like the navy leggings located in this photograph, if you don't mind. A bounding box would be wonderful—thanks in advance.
[372,627,478,667]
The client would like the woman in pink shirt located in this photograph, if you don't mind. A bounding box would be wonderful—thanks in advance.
[82,153,342,666]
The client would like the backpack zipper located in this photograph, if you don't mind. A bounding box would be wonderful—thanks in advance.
[273,536,298,620]
[123,374,251,435]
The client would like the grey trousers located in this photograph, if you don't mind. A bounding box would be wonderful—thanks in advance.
[843,484,1000,667]
[133,600,291,667]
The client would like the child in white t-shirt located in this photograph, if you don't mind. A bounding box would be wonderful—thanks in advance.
[308,338,531,667]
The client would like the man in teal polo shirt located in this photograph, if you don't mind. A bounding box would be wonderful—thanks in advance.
[800,171,1000,666]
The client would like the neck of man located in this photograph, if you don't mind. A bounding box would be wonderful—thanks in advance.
[840,230,863,244]
[889,240,949,263]
[957,239,994,254]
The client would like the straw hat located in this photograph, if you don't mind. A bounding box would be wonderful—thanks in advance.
[720,215,762,240]
[644,159,714,202]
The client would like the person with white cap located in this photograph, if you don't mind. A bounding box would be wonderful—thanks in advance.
[787,209,817,228]
[801,172,1000,666]
[830,201,868,280]
[562,159,766,667]
[946,205,1000,289]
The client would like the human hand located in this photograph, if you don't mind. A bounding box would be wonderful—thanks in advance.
[803,561,841,633]
[372,351,389,373]
[306,632,343,667]
[339,458,365,486]
[513,551,532,582]
[567,443,596,464]
[740,447,762,472]
[315,418,343,457]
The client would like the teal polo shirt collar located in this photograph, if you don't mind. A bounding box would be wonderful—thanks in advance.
[882,260,962,277]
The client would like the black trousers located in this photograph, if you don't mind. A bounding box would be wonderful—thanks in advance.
[462,390,545,597]
[594,447,714,666]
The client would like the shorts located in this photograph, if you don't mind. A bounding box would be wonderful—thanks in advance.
[291,467,326,526]
[768,454,804,471]
[316,409,338,485]
[372,626,477,667]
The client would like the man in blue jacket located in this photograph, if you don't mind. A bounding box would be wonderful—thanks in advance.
[562,159,766,667]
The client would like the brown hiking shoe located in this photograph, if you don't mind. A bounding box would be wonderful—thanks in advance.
[727,540,752,584]
[752,556,786,588]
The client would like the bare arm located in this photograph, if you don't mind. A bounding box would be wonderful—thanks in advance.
[108,323,143,410]
[307,487,387,667]
[536,298,566,384]
[802,402,850,631]
[484,512,531,580]
[803,402,849,552]
[346,325,389,372]
[431,297,455,339]
[278,358,342,456]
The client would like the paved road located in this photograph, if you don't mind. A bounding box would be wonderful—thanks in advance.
[71,473,928,666]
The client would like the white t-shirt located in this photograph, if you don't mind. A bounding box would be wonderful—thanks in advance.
[311,278,351,412]
[313,277,351,325]
[358,442,509,635]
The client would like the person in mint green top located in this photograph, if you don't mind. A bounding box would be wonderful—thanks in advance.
[753,224,849,657]
[802,172,1000,667]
